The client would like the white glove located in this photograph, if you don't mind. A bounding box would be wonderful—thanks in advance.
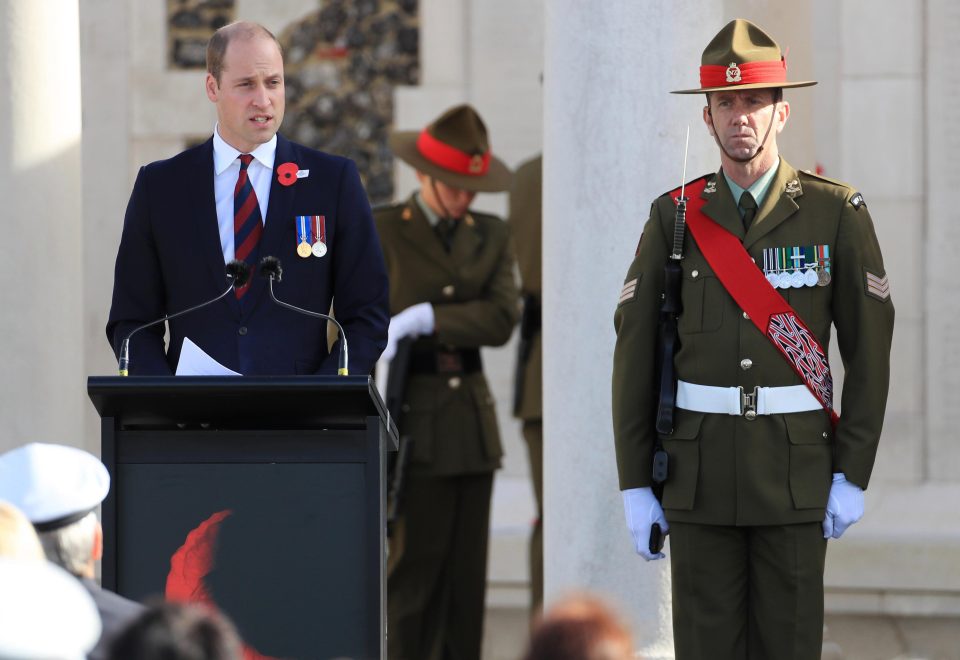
[822,472,864,539]
[382,303,435,362]
[622,487,669,561]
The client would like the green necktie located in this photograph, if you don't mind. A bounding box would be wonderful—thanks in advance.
[739,191,757,232]
[436,218,456,252]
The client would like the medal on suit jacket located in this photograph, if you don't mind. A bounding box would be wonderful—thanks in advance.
[295,215,313,258]
[311,215,327,258]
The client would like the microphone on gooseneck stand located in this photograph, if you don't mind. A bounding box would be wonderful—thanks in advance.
[117,260,251,376]
[258,256,350,375]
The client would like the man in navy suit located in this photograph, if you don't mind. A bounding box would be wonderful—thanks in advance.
[107,21,389,375]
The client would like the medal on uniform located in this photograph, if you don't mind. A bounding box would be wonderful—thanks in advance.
[817,244,831,286]
[295,215,313,258]
[776,248,792,289]
[763,249,779,287]
[803,246,819,287]
[789,247,805,288]
[312,215,327,258]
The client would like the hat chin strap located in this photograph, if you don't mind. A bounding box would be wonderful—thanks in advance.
[709,101,778,164]
[430,178,456,220]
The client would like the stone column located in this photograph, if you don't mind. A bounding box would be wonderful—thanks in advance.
[0,1,85,453]
[79,0,132,454]
[542,3,718,657]
[925,0,960,480]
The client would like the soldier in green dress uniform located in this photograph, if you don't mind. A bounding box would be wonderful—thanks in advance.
[377,104,519,660]
[612,19,894,660]
[509,153,544,614]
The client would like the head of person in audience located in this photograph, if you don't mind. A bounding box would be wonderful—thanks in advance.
[0,557,101,659]
[0,501,44,560]
[108,600,243,660]
[524,593,636,660]
[0,442,110,579]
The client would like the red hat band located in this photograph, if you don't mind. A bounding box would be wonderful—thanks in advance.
[699,58,787,89]
[416,129,491,176]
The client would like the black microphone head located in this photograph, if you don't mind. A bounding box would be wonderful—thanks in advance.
[259,256,283,282]
[225,260,252,288]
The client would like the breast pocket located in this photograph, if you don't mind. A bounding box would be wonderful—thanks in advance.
[678,262,724,334]
[783,284,832,340]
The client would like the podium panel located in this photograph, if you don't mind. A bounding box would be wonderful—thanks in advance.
[88,376,396,660]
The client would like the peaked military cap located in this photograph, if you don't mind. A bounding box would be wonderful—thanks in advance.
[389,104,512,192]
[673,19,817,94]
[0,443,110,532]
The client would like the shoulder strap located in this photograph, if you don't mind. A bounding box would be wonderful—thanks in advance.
[673,183,839,426]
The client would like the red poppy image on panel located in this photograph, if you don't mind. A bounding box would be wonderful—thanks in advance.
[165,510,277,660]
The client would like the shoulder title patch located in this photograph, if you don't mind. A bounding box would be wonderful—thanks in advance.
[850,192,866,210]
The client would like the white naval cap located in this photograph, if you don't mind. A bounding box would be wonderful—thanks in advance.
[0,557,102,659]
[0,443,110,531]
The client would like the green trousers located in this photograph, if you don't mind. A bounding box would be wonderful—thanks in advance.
[522,420,543,613]
[669,521,827,660]
[387,472,494,660]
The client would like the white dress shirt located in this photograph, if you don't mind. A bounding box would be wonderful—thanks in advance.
[212,125,277,262]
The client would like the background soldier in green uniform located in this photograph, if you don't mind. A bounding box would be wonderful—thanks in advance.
[377,104,518,660]
[612,20,894,660]
[509,153,544,615]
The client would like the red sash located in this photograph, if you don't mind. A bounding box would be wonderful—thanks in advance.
[672,179,839,426]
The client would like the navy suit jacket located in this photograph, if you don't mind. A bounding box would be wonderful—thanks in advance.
[106,134,389,375]
[81,578,144,660]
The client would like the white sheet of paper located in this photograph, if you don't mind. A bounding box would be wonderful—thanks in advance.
[175,337,242,376]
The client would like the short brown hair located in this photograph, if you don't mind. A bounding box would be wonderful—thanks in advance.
[206,21,283,84]
[524,594,636,660]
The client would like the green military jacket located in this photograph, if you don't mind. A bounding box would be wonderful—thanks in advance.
[375,195,520,477]
[612,159,895,526]
[509,154,543,421]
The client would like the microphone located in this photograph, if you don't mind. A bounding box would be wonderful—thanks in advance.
[258,256,350,375]
[117,260,251,376]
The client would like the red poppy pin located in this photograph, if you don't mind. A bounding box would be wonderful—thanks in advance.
[277,161,307,187]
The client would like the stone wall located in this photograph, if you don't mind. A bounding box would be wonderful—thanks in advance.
[279,0,419,204]
[167,0,235,69]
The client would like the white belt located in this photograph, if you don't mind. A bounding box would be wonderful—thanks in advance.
[676,380,821,419]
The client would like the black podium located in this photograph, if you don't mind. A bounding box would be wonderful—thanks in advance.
[87,375,397,660]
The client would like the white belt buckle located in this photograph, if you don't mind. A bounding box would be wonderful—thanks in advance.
[739,386,759,420]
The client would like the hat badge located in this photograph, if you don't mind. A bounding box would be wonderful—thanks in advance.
[468,154,485,174]
[726,62,742,83]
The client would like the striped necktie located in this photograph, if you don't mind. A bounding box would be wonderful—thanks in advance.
[234,154,263,297]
